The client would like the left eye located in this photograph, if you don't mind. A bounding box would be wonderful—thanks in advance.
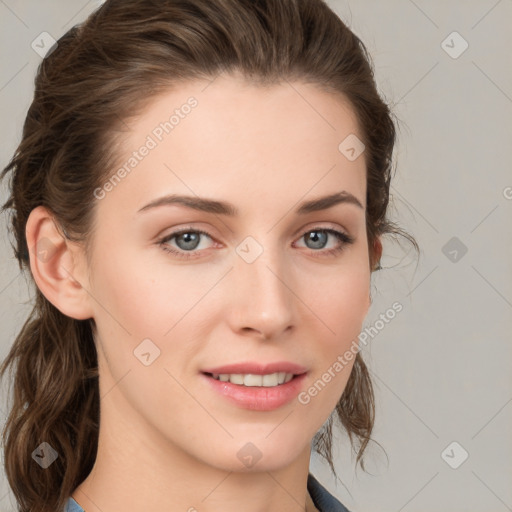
[294,228,354,255]
[158,227,354,259]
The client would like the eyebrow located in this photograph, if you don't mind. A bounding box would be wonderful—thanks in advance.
[137,190,364,216]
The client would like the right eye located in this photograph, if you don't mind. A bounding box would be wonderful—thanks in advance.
[157,228,216,260]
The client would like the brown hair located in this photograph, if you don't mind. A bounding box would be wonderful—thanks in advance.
[0,0,417,510]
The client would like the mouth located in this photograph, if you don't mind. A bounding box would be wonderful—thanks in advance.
[200,364,308,411]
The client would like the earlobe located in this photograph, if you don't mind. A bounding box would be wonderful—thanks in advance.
[25,206,94,320]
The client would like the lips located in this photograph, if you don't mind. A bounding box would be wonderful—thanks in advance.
[201,361,308,375]
[200,361,308,411]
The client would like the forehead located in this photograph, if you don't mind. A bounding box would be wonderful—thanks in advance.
[97,74,367,218]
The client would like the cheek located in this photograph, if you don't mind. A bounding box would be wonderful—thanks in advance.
[90,242,206,337]
[296,268,369,423]
[298,258,370,406]
[305,260,370,343]
[88,245,206,405]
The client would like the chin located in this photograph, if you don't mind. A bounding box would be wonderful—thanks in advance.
[194,434,310,474]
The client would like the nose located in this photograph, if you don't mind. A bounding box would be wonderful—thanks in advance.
[227,243,296,340]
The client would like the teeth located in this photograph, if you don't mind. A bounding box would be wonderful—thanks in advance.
[230,374,244,385]
[262,373,278,386]
[211,372,295,387]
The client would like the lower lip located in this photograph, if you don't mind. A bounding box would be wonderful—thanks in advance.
[201,373,307,411]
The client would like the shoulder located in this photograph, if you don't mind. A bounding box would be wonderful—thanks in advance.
[64,497,85,512]
[307,473,352,512]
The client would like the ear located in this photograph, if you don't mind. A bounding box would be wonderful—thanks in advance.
[367,236,383,309]
[25,206,94,320]
[371,236,383,271]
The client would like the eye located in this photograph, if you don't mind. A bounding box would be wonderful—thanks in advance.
[294,228,354,257]
[158,227,214,260]
[157,226,355,260]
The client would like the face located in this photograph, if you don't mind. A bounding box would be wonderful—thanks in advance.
[82,73,371,472]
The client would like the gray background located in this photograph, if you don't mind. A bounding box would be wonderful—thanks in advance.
[0,1,511,511]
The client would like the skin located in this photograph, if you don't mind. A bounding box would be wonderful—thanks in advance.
[26,72,381,512]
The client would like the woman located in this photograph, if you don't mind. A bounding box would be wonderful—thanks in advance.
[0,1,416,511]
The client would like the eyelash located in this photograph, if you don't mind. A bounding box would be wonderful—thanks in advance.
[158,226,354,260]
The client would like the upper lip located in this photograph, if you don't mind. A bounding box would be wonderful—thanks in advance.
[201,361,308,375]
